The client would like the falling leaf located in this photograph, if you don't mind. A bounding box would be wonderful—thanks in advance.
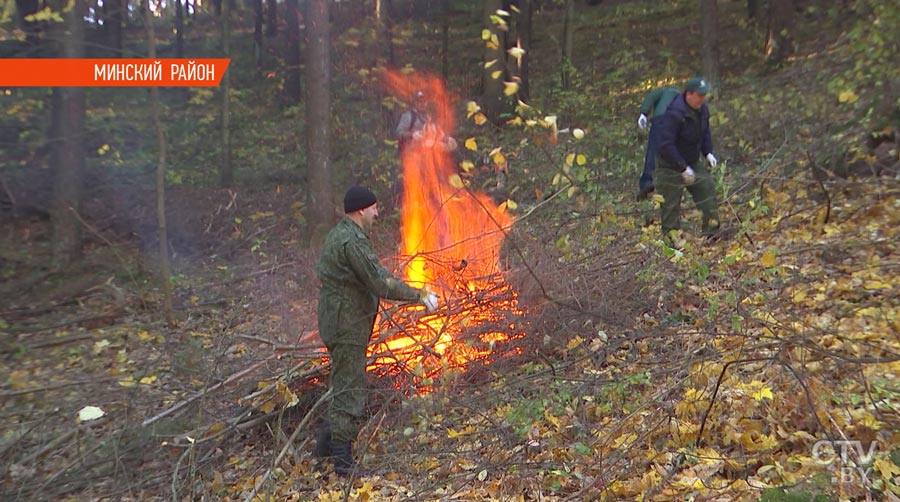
[576,154,587,165]
[565,153,575,167]
[448,174,465,189]
[465,138,478,151]
[460,160,475,173]
[503,81,519,96]
[491,70,502,80]
[77,406,105,422]
[505,199,518,210]
[483,59,497,69]
[481,29,491,40]
[473,113,488,125]
[466,101,481,118]
[572,128,585,139]
[508,45,525,67]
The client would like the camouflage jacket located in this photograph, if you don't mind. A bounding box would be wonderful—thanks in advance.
[316,217,421,347]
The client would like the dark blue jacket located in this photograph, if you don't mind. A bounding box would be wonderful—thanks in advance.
[657,93,713,172]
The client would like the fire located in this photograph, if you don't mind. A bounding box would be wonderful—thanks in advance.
[369,71,524,389]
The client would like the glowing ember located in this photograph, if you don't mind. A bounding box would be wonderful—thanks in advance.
[371,71,525,388]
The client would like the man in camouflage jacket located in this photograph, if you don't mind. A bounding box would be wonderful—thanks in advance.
[315,186,438,476]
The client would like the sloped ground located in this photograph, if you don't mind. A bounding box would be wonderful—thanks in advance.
[2,0,899,501]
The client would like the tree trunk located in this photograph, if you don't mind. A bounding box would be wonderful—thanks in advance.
[220,0,233,187]
[254,0,263,69]
[561,0,575,90]
[747,0,765,22]
[376,0,395,131]
[266,0,278,37]
[102,0,124,56]
[144,0,175,328]
[441,0,450,81]
[49,0,85,269]
[480,0,509,124]
[175,0,185,58]
[701,0,720,93]
[305,0,333,241]
[765,0,794,65]
[284,0,302,102]
[515,0,533,101]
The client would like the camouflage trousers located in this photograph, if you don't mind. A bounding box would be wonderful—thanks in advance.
[325,340,368,443]
[655,160,720,237]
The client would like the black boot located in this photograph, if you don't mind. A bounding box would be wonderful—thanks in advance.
[312,420,332,458]
[332,441,369,477]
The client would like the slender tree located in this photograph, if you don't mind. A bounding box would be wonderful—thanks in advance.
[220,0,233,187]
[561,0,575,90]
[284,0,302,101]
[175,0,185,58]
[305,0,333,241]
[143,0,175,327]
[102,0,125,56]
[765,0,794,65]
[266,0,277,37]
[701,0,720,92]
[441,0,450,81]
[747,0,765,22]
[49,0,86,268]
[254,0,263,69]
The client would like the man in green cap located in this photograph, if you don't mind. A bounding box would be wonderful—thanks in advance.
[654,77,721,240]
[314,186,439,476]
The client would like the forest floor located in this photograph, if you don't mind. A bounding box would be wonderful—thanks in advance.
[2,0,899,501]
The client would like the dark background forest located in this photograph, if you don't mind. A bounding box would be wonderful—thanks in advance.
[1,0,898,500]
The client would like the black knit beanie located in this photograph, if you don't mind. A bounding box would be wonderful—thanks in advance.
[343,186,377,213]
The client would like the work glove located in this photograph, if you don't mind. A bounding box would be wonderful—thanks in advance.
[706,153,718,168]
[421,289,439,313]
[681,166,696,185]
[638,113,648,130]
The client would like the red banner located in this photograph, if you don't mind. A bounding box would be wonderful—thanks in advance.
[0,59,231,87]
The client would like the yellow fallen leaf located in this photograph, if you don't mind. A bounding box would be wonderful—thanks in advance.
[576,154,587,165]
[760,250,777,267]
[572,128,585,139]
[140,375,158,385]
[751,386,773,401]
[460,160,474,173]
[473,113,488,125]
[505,199,517,210]
[565,153,575,167]
[838,90,858,104]
[503,81,519,96]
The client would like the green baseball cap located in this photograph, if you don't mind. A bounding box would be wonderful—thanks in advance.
[684,77,709,94]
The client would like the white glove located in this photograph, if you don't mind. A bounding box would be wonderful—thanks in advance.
[638,114,648,130]
[706,153,717,168]
[682,166,696,185]
[421,291,439,313]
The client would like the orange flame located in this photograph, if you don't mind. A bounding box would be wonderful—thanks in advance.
[382,70,512,288]
[370,70,523,389]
